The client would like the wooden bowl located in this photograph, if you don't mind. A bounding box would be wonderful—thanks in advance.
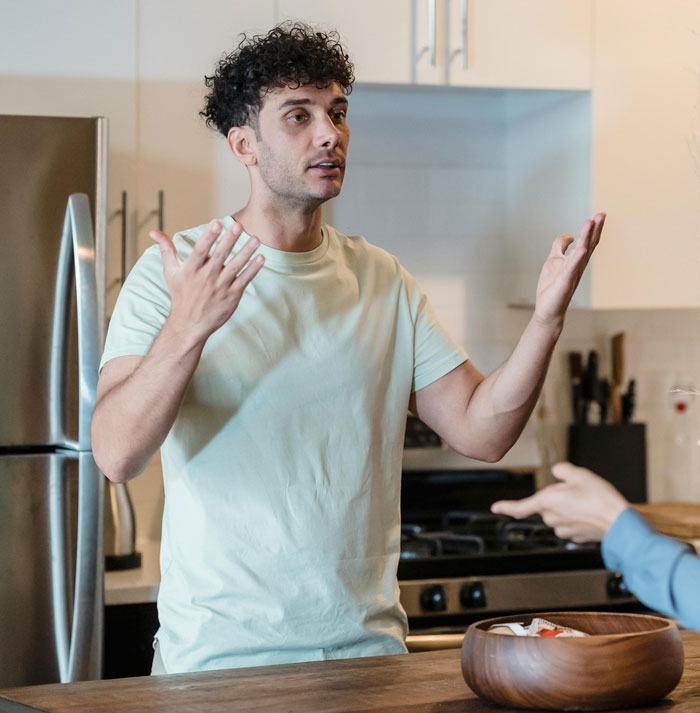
[461,611,684,711]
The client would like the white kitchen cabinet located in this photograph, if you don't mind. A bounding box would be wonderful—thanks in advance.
[591,0,700,308]
[446,0,592,89]
[276,0,418,84]
[277,0,591,89]
[0,0,139,317]
[134,1,276,256]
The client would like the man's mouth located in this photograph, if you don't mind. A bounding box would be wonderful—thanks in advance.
[309,159,344,171]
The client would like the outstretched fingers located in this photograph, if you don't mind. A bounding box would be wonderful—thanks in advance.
[190,220,225,268]
[590,212,606,249]
[551,462,582,482]
[229,252,265,296]
[208,221,245,269]
[573,213,606,260]
[491,492,544,520]
[149,230,181,274]
[221,234,262,285]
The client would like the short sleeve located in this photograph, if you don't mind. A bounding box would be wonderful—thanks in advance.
[401,267,468,392]
[100,245,170,371]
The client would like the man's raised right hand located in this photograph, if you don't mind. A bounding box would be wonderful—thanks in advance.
[149,220,265,344]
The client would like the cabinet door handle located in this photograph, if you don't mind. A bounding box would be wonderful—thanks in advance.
[429,0,437,66]
[461,0,469,68]
[157,189,164,232]
[145,190,165,232]
[120,190,127,284]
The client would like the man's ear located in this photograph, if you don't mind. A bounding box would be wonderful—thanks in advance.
[227,126,257,166]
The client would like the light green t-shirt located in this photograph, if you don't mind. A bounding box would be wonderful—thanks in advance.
[101,216,468,673]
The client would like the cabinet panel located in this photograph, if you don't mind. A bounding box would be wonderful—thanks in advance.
[0,0,138,318]
[276,0,413,84]
[591,0,700,308]
[447,0,592,89]
[1,0,137,79]
[135,1,276,255]
[138,0,274,82]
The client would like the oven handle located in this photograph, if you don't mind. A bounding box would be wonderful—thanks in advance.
[406,632,465,652]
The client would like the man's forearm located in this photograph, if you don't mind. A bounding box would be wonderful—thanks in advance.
[91,319,206,482]
[462,314,561,460]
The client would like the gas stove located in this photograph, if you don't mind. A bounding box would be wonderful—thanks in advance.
[397,469,639,637]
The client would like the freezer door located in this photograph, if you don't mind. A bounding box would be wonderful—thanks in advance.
[0,115,107,448]
[0,452,103,687]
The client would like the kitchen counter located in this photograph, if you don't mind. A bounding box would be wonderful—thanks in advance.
[1,631,699,713]
[104,539,160,605]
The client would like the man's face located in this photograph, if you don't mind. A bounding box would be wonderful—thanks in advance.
[252,82,350,209]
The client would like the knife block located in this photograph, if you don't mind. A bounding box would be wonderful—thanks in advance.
[567,423,647,503]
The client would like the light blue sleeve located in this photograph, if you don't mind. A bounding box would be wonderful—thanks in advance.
[602,507,700,631]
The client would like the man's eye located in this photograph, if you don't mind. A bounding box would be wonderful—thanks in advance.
[289,113,307,123]
[332,110,347,123]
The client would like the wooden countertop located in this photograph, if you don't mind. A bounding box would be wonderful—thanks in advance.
[1,631,700,713]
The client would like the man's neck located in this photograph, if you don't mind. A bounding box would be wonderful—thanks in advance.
[233,201,324,253]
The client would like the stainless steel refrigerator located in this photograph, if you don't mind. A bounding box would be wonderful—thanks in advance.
[0,115,106,686]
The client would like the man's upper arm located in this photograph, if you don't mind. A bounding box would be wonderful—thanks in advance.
[409,360,485,452]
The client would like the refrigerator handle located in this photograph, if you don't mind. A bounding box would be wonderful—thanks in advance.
[49,201,75,447]
[67,453,104,682]
[49,455,71,682]
[51,195,103,681]
[51,194,100,449]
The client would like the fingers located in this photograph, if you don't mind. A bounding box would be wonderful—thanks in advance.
[149,230,180,273]
[190,220,224,267]
[208,221,245,269]
[590,212,606,249]
[491,493,544,520]
[221,234,262,284]
[573,212,606,257]
[549,233,574,258]
[230,252,265,295]
[549,213,605,264]
[551,461,583,482]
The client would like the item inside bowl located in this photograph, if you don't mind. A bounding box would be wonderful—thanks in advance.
[489,617,589,638]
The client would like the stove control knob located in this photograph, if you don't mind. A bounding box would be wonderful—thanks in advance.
[420,585,447,612]
[607,572,631,599]
[460,582,487,609]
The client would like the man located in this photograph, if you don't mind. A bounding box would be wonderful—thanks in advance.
[492,463,700,631]
[91,23,605,674]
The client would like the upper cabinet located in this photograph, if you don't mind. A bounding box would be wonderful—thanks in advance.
[0,0,139,317]
[277,0,592,90]
[134,1,276,259]
[445,0,592,89]
[590,0,700,308]
[277,0,414,84]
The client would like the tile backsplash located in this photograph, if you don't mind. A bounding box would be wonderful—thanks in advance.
[498,306,700,504]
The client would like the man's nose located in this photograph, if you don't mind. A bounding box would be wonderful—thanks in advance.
[314,115,341,148]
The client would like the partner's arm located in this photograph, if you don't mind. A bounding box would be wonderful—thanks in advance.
[410,213,605,462]
[91,220,263,483]
[603,507,700,631]
[492,462,700,632]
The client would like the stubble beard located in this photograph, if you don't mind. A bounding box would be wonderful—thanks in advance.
[256,141,342,213]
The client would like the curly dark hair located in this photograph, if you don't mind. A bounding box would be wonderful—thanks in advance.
[201,22,355,137]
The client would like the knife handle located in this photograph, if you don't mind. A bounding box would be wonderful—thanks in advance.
[610,384,622,423]
[572,382,586,424]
